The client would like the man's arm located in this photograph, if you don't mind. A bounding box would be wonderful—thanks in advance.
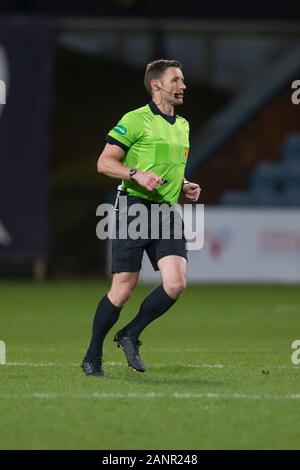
[97,143,163,191]
[97,143,128,179]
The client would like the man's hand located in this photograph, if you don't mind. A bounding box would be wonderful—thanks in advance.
[133,171,163,191]
[182,182,201,202]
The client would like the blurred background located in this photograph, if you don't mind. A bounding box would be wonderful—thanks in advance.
[0,0,299,283]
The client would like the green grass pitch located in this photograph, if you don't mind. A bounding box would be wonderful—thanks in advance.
[0,281,299,449]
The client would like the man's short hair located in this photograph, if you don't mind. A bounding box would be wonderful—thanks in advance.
[144,59,182,96]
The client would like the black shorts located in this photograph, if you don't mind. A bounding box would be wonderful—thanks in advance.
[111,193,187,273]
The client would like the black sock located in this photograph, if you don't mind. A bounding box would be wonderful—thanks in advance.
[85,295,121,360]
[125,284,177,338]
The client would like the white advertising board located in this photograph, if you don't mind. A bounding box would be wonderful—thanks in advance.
[139,208,300,283]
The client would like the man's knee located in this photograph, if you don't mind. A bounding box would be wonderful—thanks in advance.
[109,273,138,306]
[108,285,134,307]
[163,278,187,299]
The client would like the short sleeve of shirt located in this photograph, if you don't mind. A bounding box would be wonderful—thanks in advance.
[106,111,143,150]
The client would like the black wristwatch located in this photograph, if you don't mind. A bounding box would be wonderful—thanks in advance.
[128,168,137,179]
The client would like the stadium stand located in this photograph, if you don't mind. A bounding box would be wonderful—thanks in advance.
[221,133,300,206]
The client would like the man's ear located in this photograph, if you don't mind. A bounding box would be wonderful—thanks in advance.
[151,79,160,91]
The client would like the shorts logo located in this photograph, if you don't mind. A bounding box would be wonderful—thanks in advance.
[113,125,127,135]
[184,147,189,158]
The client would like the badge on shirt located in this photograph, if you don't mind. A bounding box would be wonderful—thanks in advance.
[184,147,189,158]
[113,125,128,136]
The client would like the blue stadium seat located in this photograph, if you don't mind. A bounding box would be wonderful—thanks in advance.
[250,189,285,206]
[220,133,300,207]
[280,133,300,162]
[220,190,252,206]
[248,162,282,190]
[283,187,300,207]
[280,161,300,189]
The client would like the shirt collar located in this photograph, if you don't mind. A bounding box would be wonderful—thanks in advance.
[149,101,176,124]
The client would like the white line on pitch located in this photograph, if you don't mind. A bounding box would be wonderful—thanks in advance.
[0,392,300,400]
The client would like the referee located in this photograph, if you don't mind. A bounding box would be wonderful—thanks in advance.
[82,59,201,376]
